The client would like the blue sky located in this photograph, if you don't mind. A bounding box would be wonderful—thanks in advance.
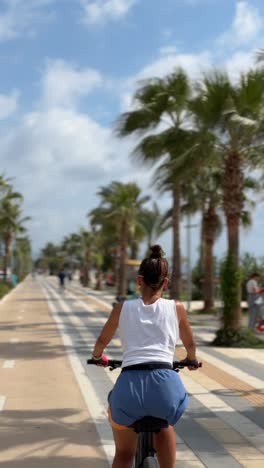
[0,0,264,263]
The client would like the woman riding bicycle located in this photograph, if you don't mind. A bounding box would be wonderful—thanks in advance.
[91,245,199,468]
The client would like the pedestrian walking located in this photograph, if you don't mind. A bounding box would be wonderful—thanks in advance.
[58,268,66,291]
[246,272,261,330]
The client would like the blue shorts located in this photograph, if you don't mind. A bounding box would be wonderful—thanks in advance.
[108,369,189,428]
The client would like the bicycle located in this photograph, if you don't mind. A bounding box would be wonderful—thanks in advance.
[87,358,202,468]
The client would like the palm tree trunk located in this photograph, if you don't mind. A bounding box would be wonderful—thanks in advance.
[170,184,181,299]
[223,151,244,329]
[203,203,217,312]
[95,269,103,290]
[226,214,241,327]
[131,241,138,259]
[199,206,206,272]
[117,221,128,297]
[83,249,91,287]
[110,248,117,286]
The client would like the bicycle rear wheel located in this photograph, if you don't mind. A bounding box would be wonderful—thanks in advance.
[142,456,159,467]
[135,432,158,468]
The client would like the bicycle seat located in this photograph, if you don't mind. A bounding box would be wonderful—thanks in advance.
[130,416,168,433]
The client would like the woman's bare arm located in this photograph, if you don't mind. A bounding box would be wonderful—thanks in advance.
[92,302,122,358]
[176,301,196,360]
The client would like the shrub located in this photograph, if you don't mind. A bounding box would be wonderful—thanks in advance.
[212,326,264,348]
[0,281,13,300]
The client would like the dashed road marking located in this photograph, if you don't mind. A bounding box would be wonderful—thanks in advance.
[3,360,15,369]
[43,280,264,463]
[181,373,264,453]
[197,348,264,391]
[0,395,6,411]
[10,338,19,343]
[42,283,113,467]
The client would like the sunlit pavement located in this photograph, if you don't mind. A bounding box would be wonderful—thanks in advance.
[0,276,263,467]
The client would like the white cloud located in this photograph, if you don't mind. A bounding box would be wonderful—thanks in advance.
[134,50,211,82]
[218,1,263,48]
[0,0,54,42]
[0,59,151,253]
[0,90,19,119]
[0,106,136,251]
[80,0,137,25]
[224,50,256,82]
[41,59,104,107]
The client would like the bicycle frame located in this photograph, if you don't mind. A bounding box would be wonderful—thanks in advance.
[87,359,201,468]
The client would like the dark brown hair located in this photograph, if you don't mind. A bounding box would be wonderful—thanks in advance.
[138,245,168,291]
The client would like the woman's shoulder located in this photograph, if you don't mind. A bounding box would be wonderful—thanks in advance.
[122,297,141,310]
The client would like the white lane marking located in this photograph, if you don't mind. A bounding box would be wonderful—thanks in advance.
[42,283,113,466]
[50,279,264,389]
[3,360,15,369]
[86,294,112,310]
[47,282,249,465]
[213,347,264,362]
[193,332,215,342]
[48,278,112,310]
[0,395,6,411]
[10,338,19,344]
[44,281,264,456]
[197,348,264,391]
[45,284,202,464]
[181,373,264,453]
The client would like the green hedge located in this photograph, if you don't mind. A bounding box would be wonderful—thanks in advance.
[212,327,264,348]
[0,281,13,300]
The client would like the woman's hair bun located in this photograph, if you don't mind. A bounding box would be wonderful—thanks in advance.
[149,244,163,259]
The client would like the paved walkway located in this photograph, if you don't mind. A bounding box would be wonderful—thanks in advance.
[1,276,264,467]
[0,278,108,467]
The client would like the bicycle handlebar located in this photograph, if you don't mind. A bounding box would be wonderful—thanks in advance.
[87,359,202,370]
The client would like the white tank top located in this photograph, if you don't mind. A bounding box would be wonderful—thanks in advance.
[119,297,179,367]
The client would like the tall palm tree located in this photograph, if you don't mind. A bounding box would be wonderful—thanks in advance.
[140,202,164,254]
[117,68,193,299]
[62,233,82,270]
[180,168,222,312]
[0,189,30,280]
[89,181,149,297]
[190,70,264,328]
[79,229,94,287]
[13,236,32,280]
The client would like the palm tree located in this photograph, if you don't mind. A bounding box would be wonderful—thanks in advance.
[79,229,94,287]
[117,68,193,299]
[13,236,32,280]
[140,202,164,254]
[62,233,82,270]
[89,181,149,297]
[0,189,30,280]
[190,70,264,328]
[39,242,61,273]
[176,166,222,312]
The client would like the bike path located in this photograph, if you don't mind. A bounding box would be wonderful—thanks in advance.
[0,277,108,468]
[43,277,264,467]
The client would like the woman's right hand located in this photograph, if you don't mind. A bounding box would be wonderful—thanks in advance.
[180,357,200,371]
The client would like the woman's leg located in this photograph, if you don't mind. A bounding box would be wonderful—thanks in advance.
[112,427,138,468]
[155,426,176,468]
